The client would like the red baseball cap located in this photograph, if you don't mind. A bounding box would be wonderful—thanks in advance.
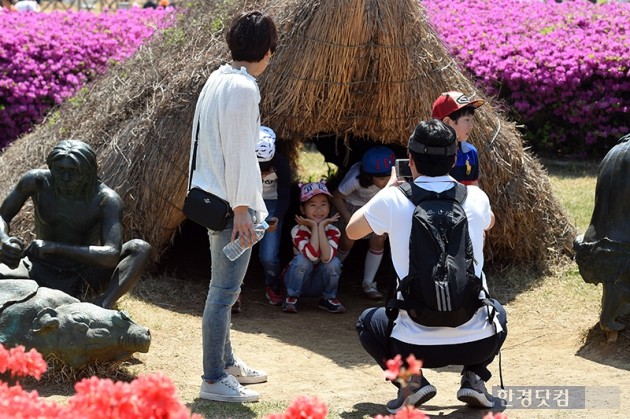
[431,91,485,120]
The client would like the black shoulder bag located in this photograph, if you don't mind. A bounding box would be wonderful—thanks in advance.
[182,120,233,231]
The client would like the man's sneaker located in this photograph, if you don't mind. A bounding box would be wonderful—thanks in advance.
[225,358,268,384]
[456,370,494,408]
[386,374,437,414]
[199,375,259,402]
[231,294,242,314]
[282,297,298,313]
[265,286,284,306]
[362,283,384,300]
[318,298,347,313]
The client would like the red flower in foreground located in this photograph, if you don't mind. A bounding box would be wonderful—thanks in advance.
[374,405,428,419]
[265,395,328,419]
[384,354,403,381]
[0,344,201,418]
[0,345,47,380]
[404,354,421,376]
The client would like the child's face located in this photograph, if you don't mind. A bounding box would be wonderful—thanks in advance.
[447,114,474,141]
[301,194,331,223]
[372,175,390,189]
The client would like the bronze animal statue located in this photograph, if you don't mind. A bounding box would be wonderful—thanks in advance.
[0,280,151,368]
[574,134,630,341]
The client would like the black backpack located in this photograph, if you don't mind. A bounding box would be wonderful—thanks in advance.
[387,181,486,327]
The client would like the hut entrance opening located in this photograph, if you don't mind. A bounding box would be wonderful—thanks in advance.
[157,136,404,296]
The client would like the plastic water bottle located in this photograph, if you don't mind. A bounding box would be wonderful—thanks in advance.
[222,220,269,261]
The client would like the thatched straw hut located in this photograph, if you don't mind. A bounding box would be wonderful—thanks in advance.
[0,0,574,272]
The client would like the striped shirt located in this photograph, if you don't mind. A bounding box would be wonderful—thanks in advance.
[291,224,340,263]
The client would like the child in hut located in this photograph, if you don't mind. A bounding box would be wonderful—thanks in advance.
[332,146,396,300]
[256,126,291,305]
[431,91,486,186]
[282,181,345,314]
[231,126,291,313]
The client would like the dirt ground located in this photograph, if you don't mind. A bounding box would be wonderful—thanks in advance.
[28,233,630,419]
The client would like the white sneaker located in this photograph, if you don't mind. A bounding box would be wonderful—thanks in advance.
[225,358,268,384]
[362,283,384,300]
[199,375,259,402]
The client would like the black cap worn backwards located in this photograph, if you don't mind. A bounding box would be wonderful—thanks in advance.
[408,140,457,155]
[407,119,458,156]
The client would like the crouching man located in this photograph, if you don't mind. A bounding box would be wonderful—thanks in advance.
[347,119,507,413]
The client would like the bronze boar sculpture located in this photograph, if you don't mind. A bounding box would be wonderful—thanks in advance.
[574,134,630,341]
[0,279,151,368]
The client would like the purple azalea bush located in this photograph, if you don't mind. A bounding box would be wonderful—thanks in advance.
[424,0,630,155]
[0,8,174,148]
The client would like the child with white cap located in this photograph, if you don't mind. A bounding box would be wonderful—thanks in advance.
[255,126,292,306]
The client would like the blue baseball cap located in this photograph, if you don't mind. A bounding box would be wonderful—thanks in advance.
[362,146,396,175]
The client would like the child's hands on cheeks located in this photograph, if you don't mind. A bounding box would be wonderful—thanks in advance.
[320,213,340,228]
[295,215,317,229]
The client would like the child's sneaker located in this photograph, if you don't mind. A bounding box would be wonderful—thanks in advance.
[362,283,384,300]
[265,286,284,306]
[282,297,298,313]
[318,298,346,314]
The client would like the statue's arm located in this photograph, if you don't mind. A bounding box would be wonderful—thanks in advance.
[0,171,41,237]
[0,171,40,267]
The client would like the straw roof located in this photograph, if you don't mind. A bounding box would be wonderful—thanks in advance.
[0,0,575,272]
[259,0,576,270]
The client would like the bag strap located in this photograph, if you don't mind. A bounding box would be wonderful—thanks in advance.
[398,181,468,206]
[188,118,200,192]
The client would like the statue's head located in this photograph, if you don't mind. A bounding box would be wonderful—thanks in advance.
[46,139,99,199]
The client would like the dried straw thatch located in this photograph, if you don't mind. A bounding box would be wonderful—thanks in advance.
[0,0,575,272]
[259,0,576,270]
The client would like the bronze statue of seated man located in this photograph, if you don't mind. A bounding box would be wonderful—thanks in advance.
[0,139,151,309]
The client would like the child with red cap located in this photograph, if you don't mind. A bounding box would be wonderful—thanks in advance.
[431,91,485,186]
[282,181,345,314]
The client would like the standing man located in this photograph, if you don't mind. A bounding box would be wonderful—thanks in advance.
[347,120,506,413]
[190,11,277,403]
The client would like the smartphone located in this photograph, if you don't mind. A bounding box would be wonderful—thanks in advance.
[395,159,412,180]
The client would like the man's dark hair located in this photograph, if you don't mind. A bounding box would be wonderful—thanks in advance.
[408,119,457,177]
[226,11,277,62]
[448,106,475,122]
[47,139,100,200]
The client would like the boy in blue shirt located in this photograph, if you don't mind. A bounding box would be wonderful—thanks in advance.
[431,91,485,186]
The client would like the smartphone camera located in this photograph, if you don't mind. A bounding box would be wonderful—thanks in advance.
[395,159,412,180]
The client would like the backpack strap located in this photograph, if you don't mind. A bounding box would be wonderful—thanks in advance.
[398,181,468,206]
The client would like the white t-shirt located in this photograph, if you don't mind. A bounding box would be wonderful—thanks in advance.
[336,162,382,207]
[362,175,502,345]
[262,170,278,200]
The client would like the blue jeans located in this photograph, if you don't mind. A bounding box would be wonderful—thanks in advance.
[283,253,342,299]
[202,217,252,382]
[258,199,282,289]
